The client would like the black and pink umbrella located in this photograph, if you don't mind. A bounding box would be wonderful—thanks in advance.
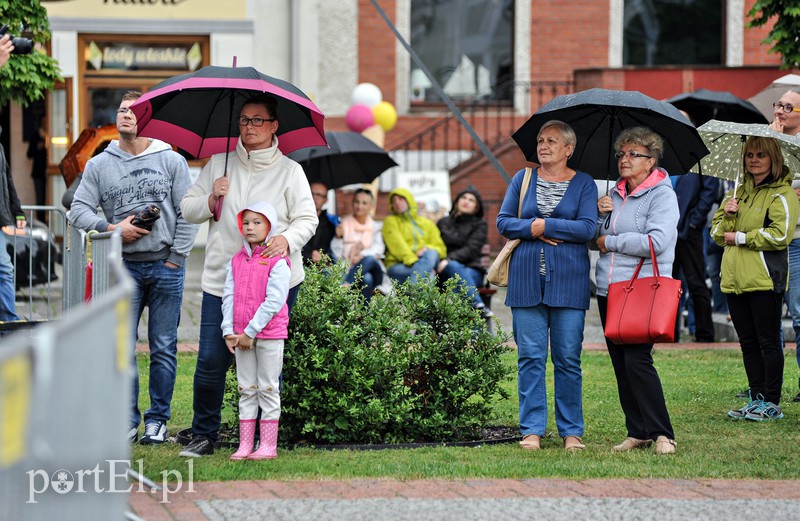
[130,64,326,219]
[130,65,326,158]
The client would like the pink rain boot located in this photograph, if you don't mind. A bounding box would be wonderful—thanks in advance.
[230,419,256,461]
[247,420,278,460]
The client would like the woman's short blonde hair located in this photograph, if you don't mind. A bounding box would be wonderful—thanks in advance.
[537,120,577,151]
[614,127,664,167]
[743,136,785,182]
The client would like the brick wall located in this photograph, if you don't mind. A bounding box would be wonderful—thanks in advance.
[742,0,782,66]
[531,1,610,82]
[358,0,397,102]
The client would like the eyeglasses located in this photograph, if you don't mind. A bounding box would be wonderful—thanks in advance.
[238,116,276,127]
[773,102,800,114]
[311,191,328,199]
[614,151,652,160]
[745,151,769,159]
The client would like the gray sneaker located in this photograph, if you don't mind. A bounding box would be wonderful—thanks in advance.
[727,399,762,419]
[744,401,784,421]
[140,420,168,444]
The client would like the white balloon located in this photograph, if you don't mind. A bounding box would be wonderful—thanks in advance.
[351,83,383,108]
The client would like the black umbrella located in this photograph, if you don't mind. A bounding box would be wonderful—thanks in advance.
[288,131,398,189]
[512,88,710,180]
[666,88,768,126]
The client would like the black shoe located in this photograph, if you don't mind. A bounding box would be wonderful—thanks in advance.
[179,436,214,457]
[793,391,800,403]
[735,389,751,399]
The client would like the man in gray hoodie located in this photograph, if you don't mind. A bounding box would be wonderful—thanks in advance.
[70,90,199,445]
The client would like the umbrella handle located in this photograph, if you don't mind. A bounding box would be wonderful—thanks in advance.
[212,195,224,222]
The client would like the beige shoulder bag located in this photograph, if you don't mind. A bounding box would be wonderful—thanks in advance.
[487,167,533,287]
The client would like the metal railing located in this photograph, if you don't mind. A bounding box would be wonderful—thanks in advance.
[390,80,574,173]
[0,230,134,520]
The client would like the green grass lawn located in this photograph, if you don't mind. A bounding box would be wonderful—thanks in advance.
[132,348,800,482]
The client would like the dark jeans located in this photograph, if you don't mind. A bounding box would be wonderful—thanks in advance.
[673,228,714,341]
[344,255,383,303]
[727,291,784,404]
[598,296,675,440]
[190,285,299,441]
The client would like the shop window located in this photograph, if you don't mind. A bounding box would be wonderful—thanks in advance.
[48,79,72,168]
[410,0,514,103]
[623,0,722,65]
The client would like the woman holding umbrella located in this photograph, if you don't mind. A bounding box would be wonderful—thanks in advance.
[178,94,318,458]
[497,120,597,451]
[711,136,799,422]
[595,126,679,455]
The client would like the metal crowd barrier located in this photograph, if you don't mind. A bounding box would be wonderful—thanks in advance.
[2,206,69,330]
[0,229,134,520]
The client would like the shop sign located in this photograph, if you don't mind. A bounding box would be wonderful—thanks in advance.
[86,41,203,71]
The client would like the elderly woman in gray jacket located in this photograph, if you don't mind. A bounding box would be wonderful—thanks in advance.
[595,126,679,455]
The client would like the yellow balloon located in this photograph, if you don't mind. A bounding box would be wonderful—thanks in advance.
[372,101,398,132]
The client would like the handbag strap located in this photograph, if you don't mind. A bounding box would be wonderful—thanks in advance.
[518,167,533,218]
[627,236,660,285]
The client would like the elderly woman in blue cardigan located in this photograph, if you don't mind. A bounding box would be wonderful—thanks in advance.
[497,120,598,451]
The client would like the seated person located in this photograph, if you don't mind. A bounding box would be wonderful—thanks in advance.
[302,181,338,264]
[334,188,387,302]
[382,188,446,284]
[437,187,492,316]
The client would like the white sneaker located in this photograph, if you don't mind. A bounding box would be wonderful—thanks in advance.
[374,280,393,296]
[140,420,168,444]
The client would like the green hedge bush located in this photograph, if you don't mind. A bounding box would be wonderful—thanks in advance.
[275,260,512,445]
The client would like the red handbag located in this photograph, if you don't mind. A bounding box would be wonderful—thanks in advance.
[604,236,682,345]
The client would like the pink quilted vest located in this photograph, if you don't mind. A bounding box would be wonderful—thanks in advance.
[231,245,290,339]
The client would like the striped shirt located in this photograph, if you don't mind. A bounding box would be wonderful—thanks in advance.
[536,177,570,275]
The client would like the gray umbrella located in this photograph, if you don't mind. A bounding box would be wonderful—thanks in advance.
[697,120,800,182]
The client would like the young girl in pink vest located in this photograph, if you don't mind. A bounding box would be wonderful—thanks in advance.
[222,201,290,460]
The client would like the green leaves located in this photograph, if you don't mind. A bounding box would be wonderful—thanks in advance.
[747,0,800,69]
[275,259,512,445]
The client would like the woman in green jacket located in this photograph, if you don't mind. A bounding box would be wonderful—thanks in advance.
[382,188,446,284]
[711,136,800,422]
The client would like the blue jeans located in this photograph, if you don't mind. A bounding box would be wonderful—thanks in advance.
[191,285,299,441]
[513,304,585,438]
[387,249,439,284]
[439,260,484,308]
[344,255,384,303]
[0,232,18,322]
[126,260,185,429]
[785,239,800,375]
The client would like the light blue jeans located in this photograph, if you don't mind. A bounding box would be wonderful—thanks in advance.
[387,249,439,284]
[513,303,585,437]
[0,232,19,322]
[126,260,185,429]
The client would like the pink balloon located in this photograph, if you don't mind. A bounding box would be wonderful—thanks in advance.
[345,104,375,133]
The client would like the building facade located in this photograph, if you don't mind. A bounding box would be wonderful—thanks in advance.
[3,0,787,251]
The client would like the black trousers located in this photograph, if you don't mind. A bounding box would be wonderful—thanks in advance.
[598,296,675,440]
[673,228,715,341]
[726,291,784,404]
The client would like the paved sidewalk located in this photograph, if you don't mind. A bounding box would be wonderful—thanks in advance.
[130,478,800,520]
